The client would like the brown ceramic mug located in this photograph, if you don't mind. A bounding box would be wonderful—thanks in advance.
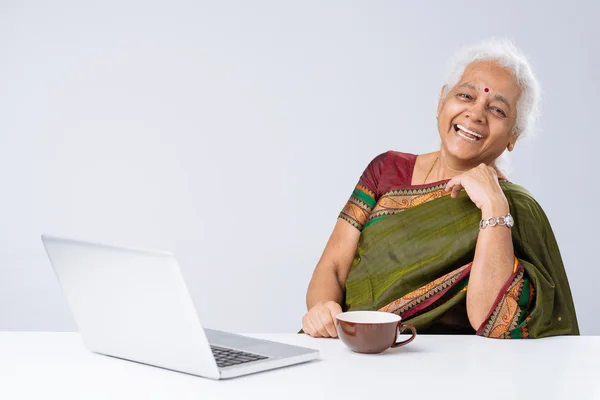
[335,311,417,354]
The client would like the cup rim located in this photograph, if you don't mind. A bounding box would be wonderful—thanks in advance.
[336,311,401,324]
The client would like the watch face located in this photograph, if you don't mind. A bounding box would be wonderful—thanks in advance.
[506,214,514,228]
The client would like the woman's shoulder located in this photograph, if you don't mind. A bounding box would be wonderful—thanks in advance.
[361,150,418,193]
[501,181,535,201]
[385,150,418,164]
[367,150,417,169]
[501,182,557,237]
[501,182,546,215]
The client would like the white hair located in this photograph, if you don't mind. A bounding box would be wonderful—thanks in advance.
[441,38,542,175]
[442,38,541,139]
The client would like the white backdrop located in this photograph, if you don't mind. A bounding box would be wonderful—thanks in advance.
[1,0,599,334]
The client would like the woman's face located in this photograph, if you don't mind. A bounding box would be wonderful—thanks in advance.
[437,60,522,165]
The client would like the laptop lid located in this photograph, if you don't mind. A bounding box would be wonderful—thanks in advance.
[41,234,220,379]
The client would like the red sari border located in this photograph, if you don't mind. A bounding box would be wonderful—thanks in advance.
[378,263,472,320]
[476,257,525,337]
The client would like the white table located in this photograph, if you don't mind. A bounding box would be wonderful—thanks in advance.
[2,332,599,400]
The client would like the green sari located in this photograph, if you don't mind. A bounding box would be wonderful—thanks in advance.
[343,181,579,338]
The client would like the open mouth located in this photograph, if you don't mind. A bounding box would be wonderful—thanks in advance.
[453,124,484,142]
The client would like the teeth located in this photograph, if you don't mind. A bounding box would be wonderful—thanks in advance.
[457,130,477,142]
[457,124,483,139]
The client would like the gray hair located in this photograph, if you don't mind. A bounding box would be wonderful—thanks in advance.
[441,38,541,140]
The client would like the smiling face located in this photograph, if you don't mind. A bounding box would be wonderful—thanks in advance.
[437,60,522,166]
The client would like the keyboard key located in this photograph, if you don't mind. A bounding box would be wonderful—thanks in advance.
[210,345,268,368]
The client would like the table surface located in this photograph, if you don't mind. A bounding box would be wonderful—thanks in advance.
[2,332,599,400]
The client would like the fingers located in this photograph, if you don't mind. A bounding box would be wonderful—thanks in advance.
[325,303,342,338]
[302,314,321,338]
[325,301,343,316]
[444,164,500,201]
[451,184,462,198]
[303,302,342,338]
[311,313,330,337]
[445,177,456,192]
[445,178,462,198]
[303,308,329,337]
[318,307,337,337]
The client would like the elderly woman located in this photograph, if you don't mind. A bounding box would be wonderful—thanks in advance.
[302,39,579,339]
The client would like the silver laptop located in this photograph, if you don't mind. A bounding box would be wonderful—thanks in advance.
[41,234,319,380]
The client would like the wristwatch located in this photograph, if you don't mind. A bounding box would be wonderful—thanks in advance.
[479,213,514,229]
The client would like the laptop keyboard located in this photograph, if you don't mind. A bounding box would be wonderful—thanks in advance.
[210,345,269,368]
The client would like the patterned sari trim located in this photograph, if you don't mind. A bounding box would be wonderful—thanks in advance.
[363,216,385,230]
[369,187,449,222]
[356,185,375,202]
[380,183,448,196]
[339,183,452,231]
[405,278,469,321]
[338,185,377,230]
[476,261,534,339]
[378,263,472,319]
[341,179,579,338]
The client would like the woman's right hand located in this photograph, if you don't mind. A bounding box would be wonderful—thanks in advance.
[302,301,343,338]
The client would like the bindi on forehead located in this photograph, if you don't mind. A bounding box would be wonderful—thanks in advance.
[457,81,513,111]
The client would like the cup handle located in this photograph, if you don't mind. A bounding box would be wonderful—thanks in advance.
[391,322,417,348]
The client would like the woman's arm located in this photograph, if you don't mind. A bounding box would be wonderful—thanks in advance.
[445,164,515,330]
[303,219,361,337]
[467,200,514,330]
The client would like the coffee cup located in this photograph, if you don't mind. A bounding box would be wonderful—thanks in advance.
[335,311,417,354]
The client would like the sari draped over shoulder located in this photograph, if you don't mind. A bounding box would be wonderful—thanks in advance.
[337,151,578,338]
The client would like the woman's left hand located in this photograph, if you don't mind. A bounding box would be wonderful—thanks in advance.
[444,164,508,211]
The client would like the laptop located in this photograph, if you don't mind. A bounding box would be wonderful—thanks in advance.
[41,234,319,380]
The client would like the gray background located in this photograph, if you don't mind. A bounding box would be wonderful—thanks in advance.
[1,0,598,334]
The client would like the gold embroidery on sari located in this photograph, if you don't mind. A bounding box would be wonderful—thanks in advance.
[356,184,375,198]
[340,202,370,228]
[369,188,448,220]
[339,185,377,229]
[340,182,450,230]
[480,269,526,338]
[378,263,470,316]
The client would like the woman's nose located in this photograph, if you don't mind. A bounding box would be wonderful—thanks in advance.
[465,103,486,124]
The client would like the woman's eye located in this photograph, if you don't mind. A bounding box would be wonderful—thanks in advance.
[491,107,507,117]
[458,93,472,100]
